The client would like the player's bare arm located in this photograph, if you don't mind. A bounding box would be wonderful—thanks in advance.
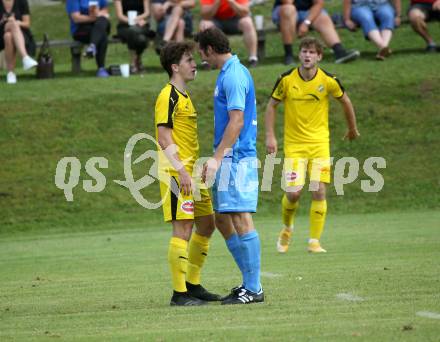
[265,98,280,154]
[338,93,360,140]
[157,126,193,195]
[202,110,244,183]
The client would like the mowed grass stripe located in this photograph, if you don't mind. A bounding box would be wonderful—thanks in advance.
[1,211,439,340]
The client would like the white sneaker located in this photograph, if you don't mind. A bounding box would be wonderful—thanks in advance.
[22,56,38,70]
[6,72,17,84]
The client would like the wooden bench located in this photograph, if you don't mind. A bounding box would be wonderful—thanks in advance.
[36,37,122,74]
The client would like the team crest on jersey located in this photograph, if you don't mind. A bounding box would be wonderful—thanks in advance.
[181,200,194,214]
[318,85,324,92]
[214,86,219,97]
[285,171,298,182]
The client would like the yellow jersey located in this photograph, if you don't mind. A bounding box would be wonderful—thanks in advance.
[155,83,199,172]
[271,67,344,145]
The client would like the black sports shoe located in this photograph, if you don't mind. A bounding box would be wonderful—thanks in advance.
[426,44,438,53]
[284,54,295,65]
[221,288,264,305]
[334,49,360,64]
[186,282,222,301]
[221,285,244,301]
[248,58,258,68]
[170,291,207,306]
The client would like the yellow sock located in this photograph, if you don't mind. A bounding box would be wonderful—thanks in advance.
[309,200,327,240]
[282,194,299,229]
[168,237,188,293]
[186,232,210,285]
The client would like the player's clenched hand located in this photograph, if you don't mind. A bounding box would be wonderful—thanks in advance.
[178,168,192,196]
[343,128,360,141]
[202,158,219,184]
[266,135,278,154]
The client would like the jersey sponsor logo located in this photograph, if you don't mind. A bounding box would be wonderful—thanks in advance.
[181,200,194,214]
[285,171,297,182]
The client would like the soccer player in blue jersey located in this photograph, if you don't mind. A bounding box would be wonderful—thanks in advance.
[194,27,263,305]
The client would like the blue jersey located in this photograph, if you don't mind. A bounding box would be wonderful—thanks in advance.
[66,0,108,35]
[213,55,257,161]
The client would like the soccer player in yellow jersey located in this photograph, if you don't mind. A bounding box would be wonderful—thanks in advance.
[155,42,221,305]
[265,37,360,253]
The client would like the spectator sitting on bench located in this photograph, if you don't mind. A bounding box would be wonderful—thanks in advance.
[115,0,151,73]
[66,0,111,77]
[343,0,401,61]
[199,0,258,67]
[272,0,360,65]
[151,0,195,53]
[408,0,440,52]
[0,0,38,84]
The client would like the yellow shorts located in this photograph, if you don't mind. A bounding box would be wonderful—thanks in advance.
[159,171,213,222]
[283,143,331,188]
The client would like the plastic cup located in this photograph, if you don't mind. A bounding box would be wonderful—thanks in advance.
[127,11,138,26]
[254,15,264,31]
[120,64,130,77]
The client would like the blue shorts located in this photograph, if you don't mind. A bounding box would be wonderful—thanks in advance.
[212,157,259,213]
[272,6,328,26]
[351,3,395,37]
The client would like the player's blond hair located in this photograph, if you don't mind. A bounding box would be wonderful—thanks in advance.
[299,37,324,55]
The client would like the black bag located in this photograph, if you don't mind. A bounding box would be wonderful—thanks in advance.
[36,34,54,79]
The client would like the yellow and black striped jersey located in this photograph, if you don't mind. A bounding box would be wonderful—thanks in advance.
[155,83,199,171]
[271,67,344,145]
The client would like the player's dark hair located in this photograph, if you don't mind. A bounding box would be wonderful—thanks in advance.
[299,37,324,55]
[194,27,231,54]
[160,42,195,77]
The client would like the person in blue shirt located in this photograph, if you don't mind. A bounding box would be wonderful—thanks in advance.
[66,0,111,77]
[194,27,263,305]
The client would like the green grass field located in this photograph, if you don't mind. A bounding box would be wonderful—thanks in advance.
[1,2,440,340]
[1,211,439,341]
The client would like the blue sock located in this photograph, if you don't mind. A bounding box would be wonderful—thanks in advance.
[239,230,261,293]
[225,233,246,286]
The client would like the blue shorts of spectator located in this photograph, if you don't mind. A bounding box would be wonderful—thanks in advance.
[351,3,395,37]
[272,6,328,27]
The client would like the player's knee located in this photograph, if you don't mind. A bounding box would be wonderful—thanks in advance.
[172,220,193,240]
[285,190,301,203]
